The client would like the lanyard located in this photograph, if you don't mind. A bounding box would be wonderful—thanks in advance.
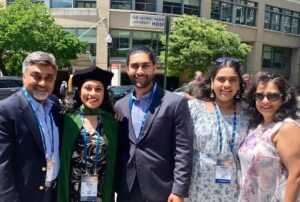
[129,86,155,135]
[213,101,237,153]
[22,87,54,158]
[80,114,102,174]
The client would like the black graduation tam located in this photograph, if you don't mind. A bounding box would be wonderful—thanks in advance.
[72,66,114,89]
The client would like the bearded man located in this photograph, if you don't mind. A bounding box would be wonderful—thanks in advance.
[0,51,63,202]
[114,46,193,202]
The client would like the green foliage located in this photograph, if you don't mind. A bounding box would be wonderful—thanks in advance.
[159,15,251,77]
[0,0,86,75]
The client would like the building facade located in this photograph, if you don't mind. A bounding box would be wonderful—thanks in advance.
[2,0,300,86]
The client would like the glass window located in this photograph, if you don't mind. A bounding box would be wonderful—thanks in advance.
[212,0,256,26]
[110,30,130,57]
[184,0,200,17]
[50,0,72,8]
[135,0,156,12]
[220,2,232,22]
[132,31,153,47]
[64,28,97,56]
[111,0,132,10]
[262,45,272,68]
[271,8,281,31]
[281,15,291,33]
[264,11,271,29]
[109,29,163,58]
[235,5,245,24]
[262,45,291,77]
[74,0,96,8]
[211,0,220,20]
[291,17,299,34]
[163,0,182,15]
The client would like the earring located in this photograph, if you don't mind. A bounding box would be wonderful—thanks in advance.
[236,90,240,99]
[210,89,215,99]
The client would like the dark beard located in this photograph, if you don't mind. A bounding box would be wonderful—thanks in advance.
[129,75,155,89]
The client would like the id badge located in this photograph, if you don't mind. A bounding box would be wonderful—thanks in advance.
[215,159,233,184]
[45,158,55,187]
[80,174,98,201]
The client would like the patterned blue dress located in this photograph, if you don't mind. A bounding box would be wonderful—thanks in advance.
[186,100,248,202]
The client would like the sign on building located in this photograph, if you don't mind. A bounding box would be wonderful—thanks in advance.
[111,64,121,86]
[130,13,165,29]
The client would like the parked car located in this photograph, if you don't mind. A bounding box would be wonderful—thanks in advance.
[108,85,134,103]
[0,76,23,100]
[173,85,187,96]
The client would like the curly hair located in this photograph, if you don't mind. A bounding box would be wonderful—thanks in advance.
[194,58,244,101]
[246,72,299,129]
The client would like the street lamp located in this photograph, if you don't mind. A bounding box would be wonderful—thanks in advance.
[106,34,112,71]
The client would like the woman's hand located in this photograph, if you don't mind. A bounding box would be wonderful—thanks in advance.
[114,111,123,122]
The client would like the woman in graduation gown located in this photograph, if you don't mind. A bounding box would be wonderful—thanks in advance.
[57,66,118,202]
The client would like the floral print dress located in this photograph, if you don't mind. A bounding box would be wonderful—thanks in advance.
[187,100,248,202]
[70,126,107,202]
[238,118,300,202]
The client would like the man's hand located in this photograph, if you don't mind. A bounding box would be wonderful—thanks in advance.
[167,193,184,202]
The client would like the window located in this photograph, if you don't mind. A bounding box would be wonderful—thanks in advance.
[135,0,156,12]
[74,0,96,8]
[50,0,72,8]
[292,12,300,34]
[262,45,291,77]
[110,30,130,57]
[264,5,300,35]
[111,0,132,10]
[64,28,97,56]
[184,0,200,16]
[211,0,257,26]
[110,29,163,59]
[163,0,182,15]
[162,0,200,16]
[220,2,232,22]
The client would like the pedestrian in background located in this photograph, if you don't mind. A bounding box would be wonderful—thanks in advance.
[187,57,248,202]
[59,80,68,97]
[115,46,193,202]
[242,73,252,94]
[0,51,62,202]
[184,70,203,100]
[57,66,118,202]
[238,72,300,201]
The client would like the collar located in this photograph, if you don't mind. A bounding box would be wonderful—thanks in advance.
[27,93,53,114]
[132,83,157,102]
[79,104,102,116]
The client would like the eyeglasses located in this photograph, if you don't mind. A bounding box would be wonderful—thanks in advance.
[253,92,283,102]
[216,57,240,65]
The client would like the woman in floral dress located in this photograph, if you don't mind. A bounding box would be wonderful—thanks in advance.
[187,58,248,202]
[238,72,300,202]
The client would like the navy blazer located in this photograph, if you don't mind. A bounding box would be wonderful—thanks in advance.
[115,86,193,201]
[0,90,63,202]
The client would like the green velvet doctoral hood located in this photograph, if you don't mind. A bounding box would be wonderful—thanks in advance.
[57,109,118,202]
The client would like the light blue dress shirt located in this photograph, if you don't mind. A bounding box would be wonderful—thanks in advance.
[28,94,60,181]
[131,83,156,139]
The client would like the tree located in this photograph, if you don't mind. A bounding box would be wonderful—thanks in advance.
[0,0,86,75]
[159,15,251,77]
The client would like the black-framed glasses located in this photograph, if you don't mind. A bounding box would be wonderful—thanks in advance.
[216,57,240,65]
[253,92,283,102]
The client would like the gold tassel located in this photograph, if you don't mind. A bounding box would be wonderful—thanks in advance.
[68,74,73,93]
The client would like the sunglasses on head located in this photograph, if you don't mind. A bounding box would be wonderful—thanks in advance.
[216,57,240,65]
[253,92,283,102]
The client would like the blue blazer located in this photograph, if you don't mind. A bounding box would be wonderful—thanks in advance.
[0,90,63,202]
[115,86,193,201]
